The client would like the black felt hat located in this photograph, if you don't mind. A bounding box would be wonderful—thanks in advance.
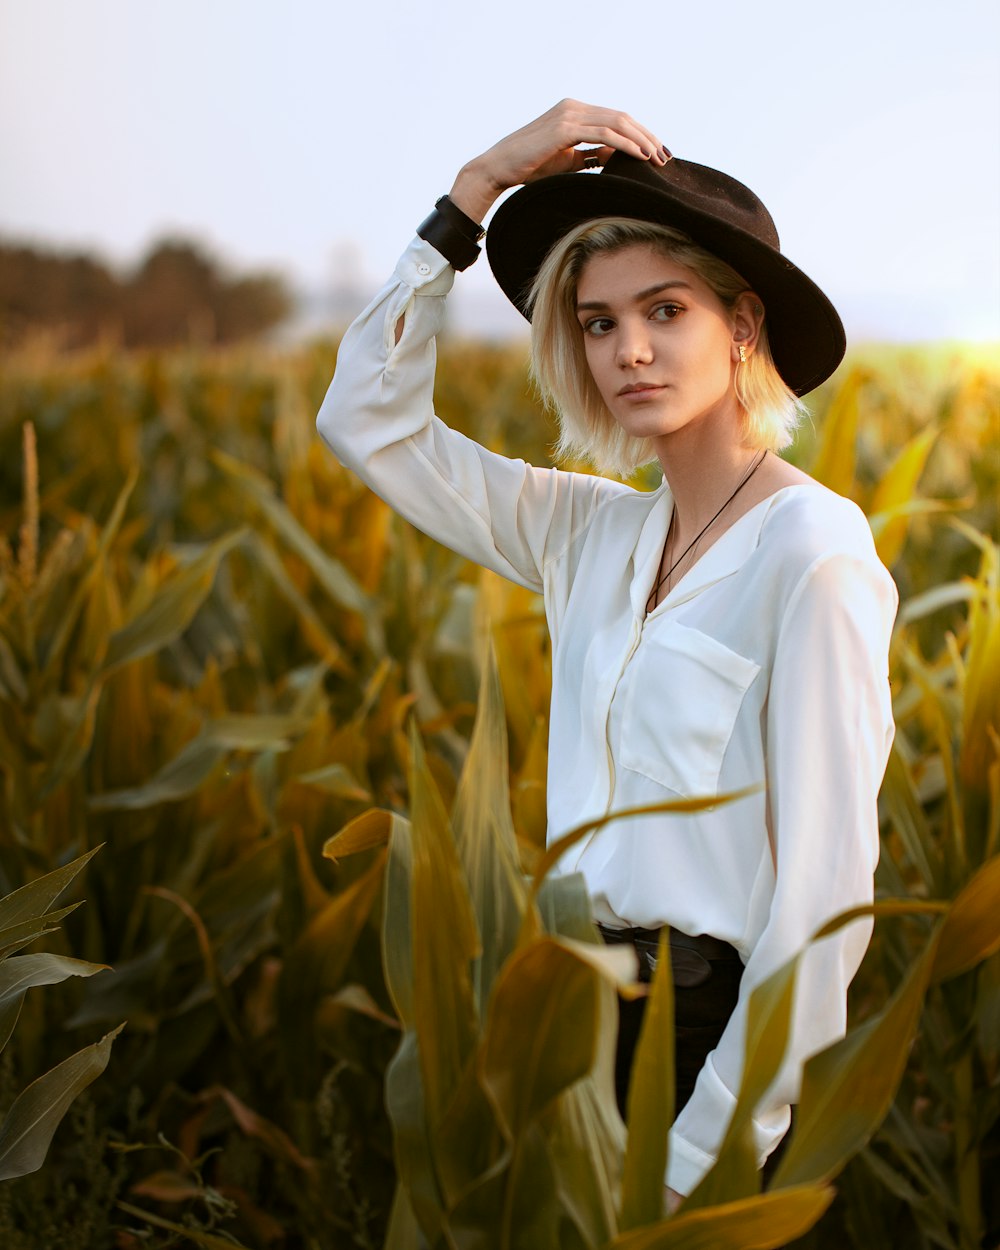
[485,151,845,396]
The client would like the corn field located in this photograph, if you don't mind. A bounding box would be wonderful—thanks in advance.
[0,333,997,1249]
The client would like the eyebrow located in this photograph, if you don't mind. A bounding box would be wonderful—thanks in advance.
[576,280,693,313]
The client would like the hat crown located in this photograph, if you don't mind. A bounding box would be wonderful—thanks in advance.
[485,149,846,396]
[600,151,780,251]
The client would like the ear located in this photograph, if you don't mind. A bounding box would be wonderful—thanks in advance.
[730,291,764,363]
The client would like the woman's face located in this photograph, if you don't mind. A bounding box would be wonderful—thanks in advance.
[575,243,742,446]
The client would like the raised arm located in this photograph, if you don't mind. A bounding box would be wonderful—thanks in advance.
[317,103,668,590]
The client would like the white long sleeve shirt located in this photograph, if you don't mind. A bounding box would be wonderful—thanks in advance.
[316,236,898,1196]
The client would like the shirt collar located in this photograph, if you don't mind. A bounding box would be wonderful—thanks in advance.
[630,485,778,617]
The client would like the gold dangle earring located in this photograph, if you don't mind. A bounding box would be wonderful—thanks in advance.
[738,344,747,364]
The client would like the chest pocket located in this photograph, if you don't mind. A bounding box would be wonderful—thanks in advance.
[620,620,761,798]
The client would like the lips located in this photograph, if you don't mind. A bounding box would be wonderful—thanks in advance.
[617,383,665,397]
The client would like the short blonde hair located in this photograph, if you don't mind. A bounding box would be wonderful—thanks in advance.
[528,217,808,476]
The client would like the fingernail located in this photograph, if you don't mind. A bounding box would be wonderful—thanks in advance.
[660,147,672,163]
[641,148,652,159]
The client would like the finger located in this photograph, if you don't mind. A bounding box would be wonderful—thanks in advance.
[573,145,614,170]
[573,105,670,164]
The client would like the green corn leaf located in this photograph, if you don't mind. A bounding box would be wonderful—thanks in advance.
[409,728,480,1125]
[382,813,415,1028]
[0,847,100,932]
[115,1202,251,1249]
[203,712,314,750]
[383,1185,423,1250]
[102,530,244,674]
[0,1022,124,1180]
[384,1031,446,1242]
[452,642,527,1010]
[620,929,676,1231]
[0,904,82,959]
[246,535,347,669]
[87,735,227,810]
[479,937,599,1140]
[0,952,109,1054]
[292,762,371,802]
[880,743,941,893]
[0,951,108,1013]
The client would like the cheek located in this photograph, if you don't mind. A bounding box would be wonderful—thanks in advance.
[583,340,612,395]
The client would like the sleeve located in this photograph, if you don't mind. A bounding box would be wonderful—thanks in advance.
[315,236,622,593]
[666,550,898,1196]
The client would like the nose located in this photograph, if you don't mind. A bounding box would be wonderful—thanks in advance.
[615,319,654,368]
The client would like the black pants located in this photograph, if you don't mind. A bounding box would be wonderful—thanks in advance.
[603,927,744,1118]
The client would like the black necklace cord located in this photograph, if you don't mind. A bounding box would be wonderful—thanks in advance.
[647,448,768,611]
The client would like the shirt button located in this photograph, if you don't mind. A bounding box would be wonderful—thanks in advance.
[417,263,431,276]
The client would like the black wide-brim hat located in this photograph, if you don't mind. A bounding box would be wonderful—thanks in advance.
[486,151,846,396]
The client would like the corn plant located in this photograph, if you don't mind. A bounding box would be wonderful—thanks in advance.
[323,638,1000,1250]
[0,848,121,1182]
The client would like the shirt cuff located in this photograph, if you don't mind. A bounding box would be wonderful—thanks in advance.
[666,1055,792,1195]
[394,236,457,296]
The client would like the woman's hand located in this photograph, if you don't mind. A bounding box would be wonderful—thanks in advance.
[449,99,669,225]
[664,1185,684,1215]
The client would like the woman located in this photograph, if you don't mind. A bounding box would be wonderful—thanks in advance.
[316,101,897,1211]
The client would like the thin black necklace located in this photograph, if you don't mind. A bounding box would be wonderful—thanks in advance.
[647,449,768,611]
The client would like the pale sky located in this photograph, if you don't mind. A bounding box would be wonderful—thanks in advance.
[1,0,998,342]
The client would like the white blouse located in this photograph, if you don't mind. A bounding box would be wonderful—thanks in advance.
[316,236,898,1196]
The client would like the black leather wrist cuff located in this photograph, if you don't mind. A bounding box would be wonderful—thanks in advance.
[416,195,485,271]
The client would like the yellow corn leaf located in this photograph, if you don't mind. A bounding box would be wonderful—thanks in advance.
[620,930,676,1231]
[102,530,244,674]
[42,466,137,681]
[608,1184,834,1249]
[868,425,938,566]
[512,714,548,851]
[383,813,416,1027]
[324,808,395,861]
[931,853,1000,983]
[684,954,799,1212]
[808,368,864,496]
[961,541,1000,795]
[770,928,941,1190]
[528,787,763,912]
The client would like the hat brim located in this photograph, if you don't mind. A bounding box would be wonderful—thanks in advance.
[485,171,845,397]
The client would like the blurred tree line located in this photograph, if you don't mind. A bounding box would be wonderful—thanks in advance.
[0,236,292,350]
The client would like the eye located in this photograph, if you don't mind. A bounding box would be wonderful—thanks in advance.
[651,302,682,321]
[582,316,616,337]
